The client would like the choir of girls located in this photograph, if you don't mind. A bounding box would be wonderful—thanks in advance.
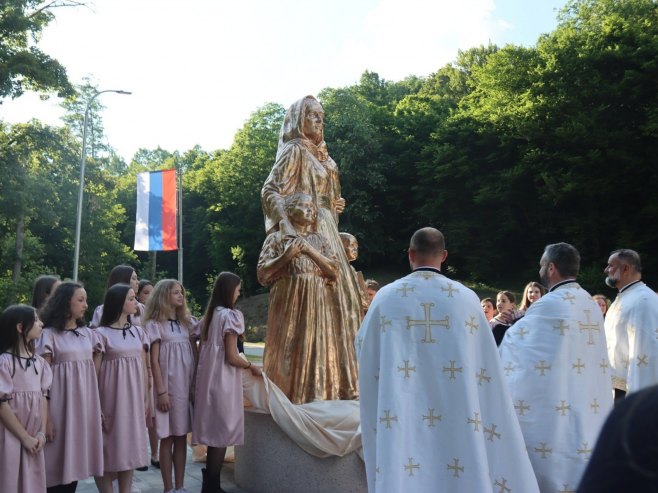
[0,266,261,493]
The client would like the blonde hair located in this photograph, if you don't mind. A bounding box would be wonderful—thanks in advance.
[142,279,193,331]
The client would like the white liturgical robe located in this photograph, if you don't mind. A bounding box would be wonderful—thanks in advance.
[604,281,658,393]
[499,281,613,493]
[356,269,539,493]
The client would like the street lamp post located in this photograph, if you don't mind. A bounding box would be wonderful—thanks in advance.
[73,89,131,282]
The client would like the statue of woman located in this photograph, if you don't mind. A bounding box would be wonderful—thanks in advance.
[261,95,361,402]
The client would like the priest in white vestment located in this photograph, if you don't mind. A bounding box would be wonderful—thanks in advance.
[603,248,658,395]
[499,242,613,493]
[357,227,539,493]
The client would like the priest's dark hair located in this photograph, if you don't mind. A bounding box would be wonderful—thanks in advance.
[40,281,87,331]
[0,304,39,377]
[611,249,642,272]
[410,227,445,256]
[100,283,133,327]
[200,272,241,342]
[543,242,580,278]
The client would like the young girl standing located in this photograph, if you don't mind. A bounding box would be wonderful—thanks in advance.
[193,272,262,493]
[95,284,149,493]
[38,281,104,492]
[143,279,196,493]
[0,304,52,493]
[90,265,142,328]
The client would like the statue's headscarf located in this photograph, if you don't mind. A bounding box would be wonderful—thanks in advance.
[276,95,329,162]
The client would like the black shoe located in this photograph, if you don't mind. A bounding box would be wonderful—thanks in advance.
[150,458,160,469]
[136,465,148,472]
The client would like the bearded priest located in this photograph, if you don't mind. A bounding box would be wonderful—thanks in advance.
[356,227,539,493]
[499,242,613,493]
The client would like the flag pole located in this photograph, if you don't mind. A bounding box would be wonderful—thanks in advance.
[177,164,183,285]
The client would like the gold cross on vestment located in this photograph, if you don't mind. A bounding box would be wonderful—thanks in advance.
[503,362,515,376]
[442,360,463,380]
[561,292,576,304]
[637,354,649,366]
[515,400,530,416]
[406,303,449,343]
[396,283,415,297]
[447,458,464,477]
[553,320,570,335]
[477,368,491,385]
[404,457,420,476]
[577,442,592,459]
[484,423,501,441]
[441,282,459,297]
[379,410,398,429]
[535,360,552,375]
[555,400,571,416]
[579,309,600,345]
[379,315,391,332]
[422,408,441,427]
[467,412,481,431]
[514,326,529,339]
[600,358,609,373]
[558,485,576,493]
[465,316,479,334]
[494,478,512,493]
[397,360,416,379]
[572,358,585,374]
[591,398,600,414]
[534,442,553,458]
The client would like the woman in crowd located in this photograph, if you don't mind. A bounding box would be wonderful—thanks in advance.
[519,281,546,313]
[32,275,61,311]
[480,297,497,322]
[593,294,610,318]
[489,290,524,346]
[39,281,103,492]
[143,279,196,493]
[90,265,141,329]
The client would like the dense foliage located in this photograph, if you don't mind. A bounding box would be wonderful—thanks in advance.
[1,0,657,313]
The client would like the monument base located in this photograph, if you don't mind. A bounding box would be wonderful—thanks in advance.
[235,410,367,493]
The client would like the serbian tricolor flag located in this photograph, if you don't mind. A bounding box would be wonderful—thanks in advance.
[134,169,178,251]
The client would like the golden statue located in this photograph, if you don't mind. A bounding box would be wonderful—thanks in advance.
[260,95,361,404]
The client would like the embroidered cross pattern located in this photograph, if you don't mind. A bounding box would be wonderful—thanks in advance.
[396,283,415,297]
[590,398,600,414]
[535,360,552,376]
[578,310,600,345]
[553,320,570,335]
[406,303,449,343]
[600,358,609,373]
[422,408,441,427]
[561,292,576,305]
[465,316,479,334]
[577,442,592,459]
[503,362,515,376]
[476,368,491,385]
[379,410,398,429]
[379,315,391,332]
[404,458,420,476]
[558,485,576,493]
[467,412,481,431]
[514,326,529,339]
[514,400,530,416]
[555,400,571,416]
[447,458,464,478]
[494,478,512,493]
[637,354,649,366]
[441,283,459,297]
[484,423,501,441]
[397,360,416,379]
[442,360,463,380]
[535,442,553,458]
[572,358,585,374]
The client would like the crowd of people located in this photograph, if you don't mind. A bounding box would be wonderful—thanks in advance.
[0,265,261,493]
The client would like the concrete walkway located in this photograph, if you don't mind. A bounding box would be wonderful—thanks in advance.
[77,446,249,493]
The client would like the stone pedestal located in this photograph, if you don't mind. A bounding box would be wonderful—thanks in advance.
[235,410,367,493]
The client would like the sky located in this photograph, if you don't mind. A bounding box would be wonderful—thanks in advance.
[2,0,567,162]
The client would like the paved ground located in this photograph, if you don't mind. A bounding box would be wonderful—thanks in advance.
[77,446,249,493]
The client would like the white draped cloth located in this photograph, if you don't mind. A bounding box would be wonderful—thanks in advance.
[242,370,362,458]
[604,281,658,393]
[499,281,613,493]
[356,270,539,493]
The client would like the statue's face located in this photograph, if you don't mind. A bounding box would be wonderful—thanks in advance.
[303,100,324,140]
[290,197,316,225]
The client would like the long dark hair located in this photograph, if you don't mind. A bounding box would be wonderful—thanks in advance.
[100,284,133,327]
[200,272,241,342]
[107,265,136,289]
[40,281,86,331]
[31,275,60,309]
[0,304,39,376]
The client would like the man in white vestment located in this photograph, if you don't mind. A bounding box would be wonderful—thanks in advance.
[499,242,613,493]
[356,227,539,493]
[603,248,658,397]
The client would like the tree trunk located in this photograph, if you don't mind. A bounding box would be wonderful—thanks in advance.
[12,213,25,283]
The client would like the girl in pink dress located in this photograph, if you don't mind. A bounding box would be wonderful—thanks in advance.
[90,265,144,328]
[0,304,52,493]
[143,279,196,493]
[95,284,149,493]
[192,272,262,493]
[38,281,103,493]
